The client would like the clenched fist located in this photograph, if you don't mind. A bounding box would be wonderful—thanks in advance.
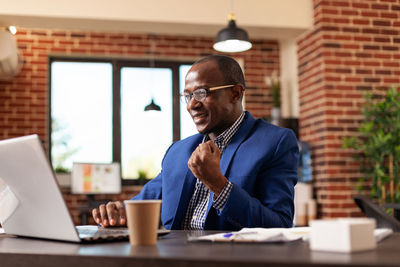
[188,140,228,196]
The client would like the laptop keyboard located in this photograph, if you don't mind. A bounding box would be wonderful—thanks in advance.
[76,225,171,242]
[76,225,129,241]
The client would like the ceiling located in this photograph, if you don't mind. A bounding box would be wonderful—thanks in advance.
[0,0,313,40]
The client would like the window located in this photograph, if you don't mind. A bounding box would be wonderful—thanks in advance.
[120,67,172,179]
[50,58,193,182]
[179,65,198,139]
[51,62,113,171]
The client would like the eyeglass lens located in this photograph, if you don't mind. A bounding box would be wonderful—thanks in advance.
[183,89,207,104]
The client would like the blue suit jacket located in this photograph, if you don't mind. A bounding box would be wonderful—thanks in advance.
[133,111,299,230]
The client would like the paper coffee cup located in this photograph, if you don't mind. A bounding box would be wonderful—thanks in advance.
[124,200,161,246]
[307,199,317,222]
[295,202,308,226]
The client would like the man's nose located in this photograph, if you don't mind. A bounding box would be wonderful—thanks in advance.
[187,97,201,110]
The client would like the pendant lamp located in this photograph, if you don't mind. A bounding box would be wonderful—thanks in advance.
[144,35,162,112]
[144,98,161,111]
[213,13,252,53]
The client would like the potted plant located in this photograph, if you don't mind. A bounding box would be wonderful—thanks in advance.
[343,87,400,216]
[137,169,149,185]
[265,71,281,125]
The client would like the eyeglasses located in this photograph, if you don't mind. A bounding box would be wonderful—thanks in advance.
[181,84,235,104]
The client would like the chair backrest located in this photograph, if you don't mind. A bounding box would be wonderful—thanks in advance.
[354,195,400,232]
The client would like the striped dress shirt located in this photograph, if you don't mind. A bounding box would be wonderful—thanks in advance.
[183,112,245,230]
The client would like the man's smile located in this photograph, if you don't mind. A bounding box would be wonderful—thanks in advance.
[192,113,208,124]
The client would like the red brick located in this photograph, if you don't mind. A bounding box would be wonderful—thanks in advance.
[381,12,398,19]
[382,46,399,51]
[373,20,391,26]
[344,60,361,66]
[371,3,389,10]
[15,30,27,36]
[71,48,88,53]
[384,78,400,83]
[361,11,379,17]
[50,47,67,53]
[38,39,54,45]
[16,38,34,44]
[383,62,400,68]
[342,9,359,15]
[331,1,350,7]
[78,41,94,46]
[52,32,67,37]
[374,37,391,42]
[352,2,369,8]
[353,19,370,25]
[333,18,350,24]
[70,32,87,38]
[59,40,74,45]
[354,36,371,42]
[31,31,48,36]
[326,76,341,82]
[374,53,391,59]
[363,61,381,66]
[332,34,351,41]
[343,44,360,49]
[381,29,399,35]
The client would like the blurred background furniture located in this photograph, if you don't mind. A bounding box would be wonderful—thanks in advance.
[354,195,400,232]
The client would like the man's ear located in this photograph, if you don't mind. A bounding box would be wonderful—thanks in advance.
[231,84,244,103]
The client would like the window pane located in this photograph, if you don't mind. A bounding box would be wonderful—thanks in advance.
[121,67,172,179]
[179,65,198,139]
[51,62,113,171]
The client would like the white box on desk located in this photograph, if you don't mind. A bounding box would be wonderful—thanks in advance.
[310,218,376,253]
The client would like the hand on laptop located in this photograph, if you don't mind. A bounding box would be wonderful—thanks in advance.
[92,201,126,227]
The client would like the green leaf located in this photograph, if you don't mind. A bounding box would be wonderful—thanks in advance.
[342,87,400,203]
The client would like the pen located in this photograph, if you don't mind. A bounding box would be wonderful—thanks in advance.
[223,233,234,238]
[223,231,257,238]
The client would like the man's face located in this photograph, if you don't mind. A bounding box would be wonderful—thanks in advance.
[184,60,236,136]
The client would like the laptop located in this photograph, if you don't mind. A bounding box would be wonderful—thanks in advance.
[0,134,169,243]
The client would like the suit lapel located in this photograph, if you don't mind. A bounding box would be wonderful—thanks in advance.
[205,112,256,217]
[171,170,196,229]
[220,111,256,176]
[171,135,202,229]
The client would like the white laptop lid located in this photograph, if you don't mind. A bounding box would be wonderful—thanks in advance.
[0,134,80,242]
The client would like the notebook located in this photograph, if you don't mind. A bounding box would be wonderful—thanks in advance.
[0,134,169,243]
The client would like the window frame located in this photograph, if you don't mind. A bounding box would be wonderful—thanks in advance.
[48,56,193,185]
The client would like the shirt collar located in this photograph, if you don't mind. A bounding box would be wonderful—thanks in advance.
[202,111,245,153]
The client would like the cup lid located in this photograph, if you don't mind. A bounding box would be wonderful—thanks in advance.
[124,199,162,204]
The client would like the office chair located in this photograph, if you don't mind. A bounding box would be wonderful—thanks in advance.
[354,195,400,232]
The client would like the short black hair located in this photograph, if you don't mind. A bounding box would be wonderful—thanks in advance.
[193,55,246,88]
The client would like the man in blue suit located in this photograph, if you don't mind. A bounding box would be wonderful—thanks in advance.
[92,55,299,230]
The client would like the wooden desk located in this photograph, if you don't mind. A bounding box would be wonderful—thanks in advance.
[1,231,400,267]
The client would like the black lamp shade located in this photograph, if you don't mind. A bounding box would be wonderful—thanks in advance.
[144,98,161,111]
[213,20,252,53]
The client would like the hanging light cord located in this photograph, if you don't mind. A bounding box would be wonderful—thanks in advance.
[229,0,235,21]
[150,35,156,69]
[144,34,162,111]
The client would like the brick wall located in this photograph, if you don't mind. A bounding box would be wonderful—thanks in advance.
[0,28,279,141]
[0,28,280,224]
[298,0,400,218]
